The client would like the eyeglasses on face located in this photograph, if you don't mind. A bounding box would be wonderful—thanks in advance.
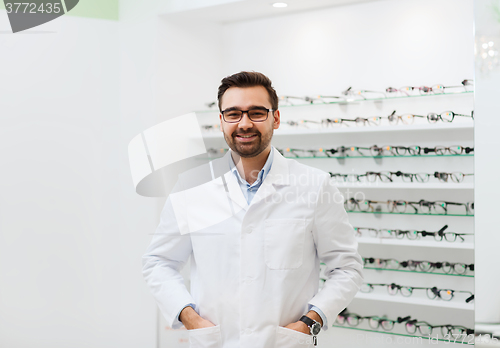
[221,107,274,123]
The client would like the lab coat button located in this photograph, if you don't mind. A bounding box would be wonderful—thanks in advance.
[244,328,253,335]
[247,228,253,234]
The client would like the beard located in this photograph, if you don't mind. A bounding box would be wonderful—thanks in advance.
[223,127,273,158]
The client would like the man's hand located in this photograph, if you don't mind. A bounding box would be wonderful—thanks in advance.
[284,320,310,334]
[179,306,215,330]
[284,310,323,335]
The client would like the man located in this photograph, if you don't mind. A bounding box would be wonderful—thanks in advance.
[142,71,363,348]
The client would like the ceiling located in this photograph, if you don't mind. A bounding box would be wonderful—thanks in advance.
[161,0,384,24]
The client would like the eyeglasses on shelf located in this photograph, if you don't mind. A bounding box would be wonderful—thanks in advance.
[362,257,475,275]
[386,79,473,96]
[335,309,474,338]
[354,225,473,243]
[279,95,318,105]
[329,171,473,183]
[360,282,474,303]
[335,308,410,329]
[341,87,387,100]
[405,320,474,337]
[408,200,474,215]
[345,198,474,215]
[320,117,382,127]
[275,145,474,158]
[386,110,473,125]
[206,148,229,157]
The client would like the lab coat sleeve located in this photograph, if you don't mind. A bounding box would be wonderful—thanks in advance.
[142,195,196,329]
[308,175,364,328]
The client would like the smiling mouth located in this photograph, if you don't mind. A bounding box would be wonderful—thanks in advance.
[235,134,258,141]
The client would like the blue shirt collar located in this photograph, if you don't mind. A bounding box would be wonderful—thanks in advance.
[229,147,274,188]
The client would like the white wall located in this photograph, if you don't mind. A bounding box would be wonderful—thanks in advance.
[474,0,500,325]
[222,0,474,94]
[0,11,157,348]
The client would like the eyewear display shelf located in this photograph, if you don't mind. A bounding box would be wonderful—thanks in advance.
[200,90,474,347]
[331,326,474,345]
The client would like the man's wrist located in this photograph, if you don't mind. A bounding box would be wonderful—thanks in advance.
[306,310,323,327]
[179,306,200,327]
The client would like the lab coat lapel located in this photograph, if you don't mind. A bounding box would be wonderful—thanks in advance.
[211,151,249,212]
[251,147,290,206]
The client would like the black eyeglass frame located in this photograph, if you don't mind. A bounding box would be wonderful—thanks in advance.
[220,107,275,123]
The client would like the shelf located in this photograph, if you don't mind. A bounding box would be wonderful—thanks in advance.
[362,267,474,278]
[285,154,474,159]
[475,323,500,342]
[198,154,474,160]
[196,90,474,113]
[354,292,474,311]
[334,183,474,190]
[357,237,474,250]
[347,211,473,217]
[201,122,473,138]
[331,326,472,345]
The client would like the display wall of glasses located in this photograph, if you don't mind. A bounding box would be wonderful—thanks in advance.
[198,82,474,344]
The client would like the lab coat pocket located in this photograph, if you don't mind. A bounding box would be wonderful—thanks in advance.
[188,325,222,348]
[264,219,306,269]
[275,326,315,348]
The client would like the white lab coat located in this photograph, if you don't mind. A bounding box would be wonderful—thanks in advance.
[142,147,363,348]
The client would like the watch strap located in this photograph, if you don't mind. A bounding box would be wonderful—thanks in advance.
[299,315,315,328]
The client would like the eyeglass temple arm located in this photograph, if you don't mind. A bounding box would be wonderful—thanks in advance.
[397,316,412,323]
[437,225,449,235]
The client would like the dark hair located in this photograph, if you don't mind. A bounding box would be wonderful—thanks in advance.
[217,71,279,111]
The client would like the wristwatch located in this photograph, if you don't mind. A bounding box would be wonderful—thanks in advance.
[299,315,321,345]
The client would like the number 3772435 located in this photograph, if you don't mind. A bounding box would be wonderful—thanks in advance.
[5,3,62,14]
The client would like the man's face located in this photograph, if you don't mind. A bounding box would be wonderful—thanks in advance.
[219,86,280,158]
